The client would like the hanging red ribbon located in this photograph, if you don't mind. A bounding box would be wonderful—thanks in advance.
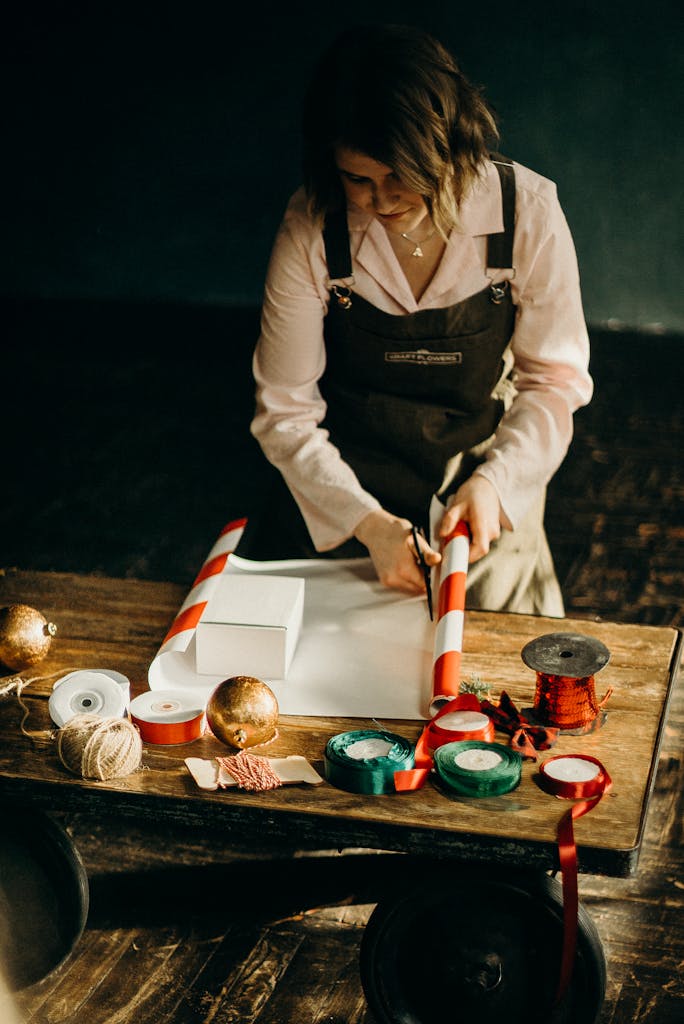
[481,690,559,760]
[538,754,612,1005]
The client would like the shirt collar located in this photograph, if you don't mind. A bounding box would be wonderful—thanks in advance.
[343,160,506,310]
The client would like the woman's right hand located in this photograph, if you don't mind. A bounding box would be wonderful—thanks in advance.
[354,509,441,593]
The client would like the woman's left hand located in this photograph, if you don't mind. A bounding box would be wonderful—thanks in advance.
[439,476,508,563]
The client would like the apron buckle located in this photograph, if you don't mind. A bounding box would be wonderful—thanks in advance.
[331,284,353,310]
[489,280,509,305]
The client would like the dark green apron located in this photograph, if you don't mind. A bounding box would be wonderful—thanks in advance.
[237,161,517,560]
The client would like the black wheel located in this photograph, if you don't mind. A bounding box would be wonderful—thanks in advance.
[360,865,605,1024]
[0,808,89,990]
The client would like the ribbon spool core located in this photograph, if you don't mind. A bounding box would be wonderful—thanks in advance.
[543,756,600,785]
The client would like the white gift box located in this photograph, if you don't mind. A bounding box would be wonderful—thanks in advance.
[195,574,305,680]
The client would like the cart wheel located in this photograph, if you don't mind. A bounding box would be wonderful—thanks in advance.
[0,808,89,990]
[359,866,605,1024]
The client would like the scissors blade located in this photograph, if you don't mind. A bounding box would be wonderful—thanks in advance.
[412,525,434,621]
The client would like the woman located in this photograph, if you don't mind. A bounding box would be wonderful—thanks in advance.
[236,24,592,615]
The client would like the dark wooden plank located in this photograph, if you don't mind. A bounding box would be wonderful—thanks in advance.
[253,909,372,1024]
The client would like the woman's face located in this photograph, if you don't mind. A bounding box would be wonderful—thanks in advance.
[334,146,430,235]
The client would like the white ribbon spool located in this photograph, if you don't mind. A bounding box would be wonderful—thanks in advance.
[48,671,128,728]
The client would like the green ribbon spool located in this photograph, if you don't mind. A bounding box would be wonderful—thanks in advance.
[324,729,415,795]
[433,740,522,797]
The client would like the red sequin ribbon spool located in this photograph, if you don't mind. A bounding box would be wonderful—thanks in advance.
[538,754,612,1005]
[521,632,612,732]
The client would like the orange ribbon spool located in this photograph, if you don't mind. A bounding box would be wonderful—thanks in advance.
[129,689,206,745]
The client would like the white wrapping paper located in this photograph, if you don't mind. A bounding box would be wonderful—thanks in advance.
[148,520,435,719]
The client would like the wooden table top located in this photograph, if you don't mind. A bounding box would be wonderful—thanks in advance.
[0,569,680,877]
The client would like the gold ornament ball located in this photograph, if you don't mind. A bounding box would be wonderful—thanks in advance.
[206,675,279,750]
[0,604,57,672]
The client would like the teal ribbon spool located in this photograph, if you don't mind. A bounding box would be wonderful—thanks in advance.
[434,740,522,797]
[324,729,415,795]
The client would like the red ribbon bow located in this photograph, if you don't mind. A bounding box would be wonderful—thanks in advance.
[481,691,559,760]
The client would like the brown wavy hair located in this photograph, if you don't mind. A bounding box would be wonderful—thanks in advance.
[302,24,500,236]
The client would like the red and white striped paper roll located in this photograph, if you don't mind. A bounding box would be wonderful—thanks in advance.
[430,520,470,715]
[155,518,246,657]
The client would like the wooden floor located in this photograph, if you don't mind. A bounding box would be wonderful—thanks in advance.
[2,300,683,1023]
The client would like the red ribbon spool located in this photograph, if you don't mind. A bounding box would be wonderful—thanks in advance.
[538,753,612,1005]
[394,693,493,792]
[426,699,495,751]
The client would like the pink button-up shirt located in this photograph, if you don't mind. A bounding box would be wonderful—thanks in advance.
[250,159,593,551]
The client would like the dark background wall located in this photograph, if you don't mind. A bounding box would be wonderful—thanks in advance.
[2,0,683,333]
[2,0,682,591]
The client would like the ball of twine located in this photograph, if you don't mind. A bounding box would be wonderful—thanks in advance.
[57,713,143,780]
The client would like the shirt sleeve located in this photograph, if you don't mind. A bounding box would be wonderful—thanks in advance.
[472,178,593,529]
[250,203,383,551]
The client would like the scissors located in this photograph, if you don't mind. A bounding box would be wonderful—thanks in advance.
[411,524,434,621]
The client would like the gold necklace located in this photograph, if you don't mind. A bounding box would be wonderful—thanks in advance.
[400,227,436,257]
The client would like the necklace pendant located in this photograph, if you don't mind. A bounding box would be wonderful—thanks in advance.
[400,229,432,257]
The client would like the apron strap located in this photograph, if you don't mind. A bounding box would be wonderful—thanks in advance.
[487,156,516,270]
[323,205,353,281]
